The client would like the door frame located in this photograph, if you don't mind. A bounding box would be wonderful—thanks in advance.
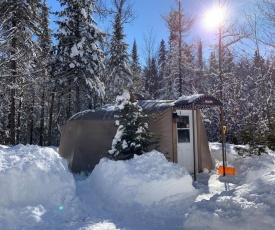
[175,109,198,175]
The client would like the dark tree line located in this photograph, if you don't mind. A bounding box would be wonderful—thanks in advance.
[0,0,274,149]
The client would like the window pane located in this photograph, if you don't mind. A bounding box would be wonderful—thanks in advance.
[177,116,190,128]
[178,130,190,143]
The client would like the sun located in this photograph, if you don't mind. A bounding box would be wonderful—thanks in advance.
[203,6,226,30]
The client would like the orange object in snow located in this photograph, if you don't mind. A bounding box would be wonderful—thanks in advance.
[218,165,237,175]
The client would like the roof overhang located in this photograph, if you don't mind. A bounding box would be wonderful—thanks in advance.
[173,95,223,109]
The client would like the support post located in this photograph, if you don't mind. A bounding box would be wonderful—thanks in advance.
[192,103,196,181]
[221,107,226,176]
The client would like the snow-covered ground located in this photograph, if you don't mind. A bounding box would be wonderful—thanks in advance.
[0,143,274,230]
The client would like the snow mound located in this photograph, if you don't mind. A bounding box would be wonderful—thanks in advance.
[209,142,237,163]
[184,145,275,230]
[0,144,75,208]
[87,150,196,207]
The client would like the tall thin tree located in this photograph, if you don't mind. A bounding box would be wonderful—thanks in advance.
[162,0,194,97]
[104,0,133,103]
[130,39,143,94]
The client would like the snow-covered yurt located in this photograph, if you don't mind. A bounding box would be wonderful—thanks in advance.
[59,94,223,177]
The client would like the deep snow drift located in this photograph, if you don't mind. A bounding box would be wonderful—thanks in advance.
[0,143,274,229]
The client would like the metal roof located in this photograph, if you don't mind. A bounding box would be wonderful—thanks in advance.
[139,94,223,112]
[173,94,223,109]
[68,94,223,121]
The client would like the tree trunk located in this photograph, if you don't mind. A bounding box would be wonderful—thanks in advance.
[67,79,72,119]
[76,85,80,112]
[48,87,56,146]
[29,93,35,145]
[10,84,16,145]
[16,96,22,144]
[39,81,45,146]
[10,19,17,145]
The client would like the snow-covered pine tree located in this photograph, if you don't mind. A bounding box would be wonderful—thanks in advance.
[225,56,250,144]
[144,57,159,99]
[203,45,238,143]
[140,31,157,99]
[0,0,42,145]
[157,39,168,99]
[104,0,133,103]
[194,39,205,94]
[265,57,275,150]
[221,49,236,141]
[160,40,178,99]
[241,1,275,149]
[205,52,219,97]
[202,51,221,142]
[130,39,144,95]
[54,0,105,122]
[108,90,154,160]
[162,1,195,98]
[239,51,270,147]
[181,42,196,93]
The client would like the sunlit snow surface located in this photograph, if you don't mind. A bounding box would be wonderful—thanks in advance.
[0,144,274,229]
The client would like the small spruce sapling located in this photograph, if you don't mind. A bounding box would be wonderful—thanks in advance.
[108,90,154,160]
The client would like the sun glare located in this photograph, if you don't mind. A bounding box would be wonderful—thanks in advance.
[204,6,226,30]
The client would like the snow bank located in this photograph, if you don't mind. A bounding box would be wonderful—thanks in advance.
[0,145,75,208]
[0,145,197,230]
[77,150,197,230]
[0,144,274,230]
[86,150,195,207]
[184,144,275,230]
[0,145,76,230]
[209,142,237,163]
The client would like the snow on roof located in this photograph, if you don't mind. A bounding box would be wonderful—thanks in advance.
[173,94,223,109]
[139,94,223,112]
[68,94,223,121]
[68,109,95,121]
[174,94,204,104]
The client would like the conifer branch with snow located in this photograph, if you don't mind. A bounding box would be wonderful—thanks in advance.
[108,90,155,160]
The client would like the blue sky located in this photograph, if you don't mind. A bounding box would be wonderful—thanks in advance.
[48,0,252,61]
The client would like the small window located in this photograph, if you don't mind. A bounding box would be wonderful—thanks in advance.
[177,115,190,143]
[177,116,190,128]
[178,129,190,143]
